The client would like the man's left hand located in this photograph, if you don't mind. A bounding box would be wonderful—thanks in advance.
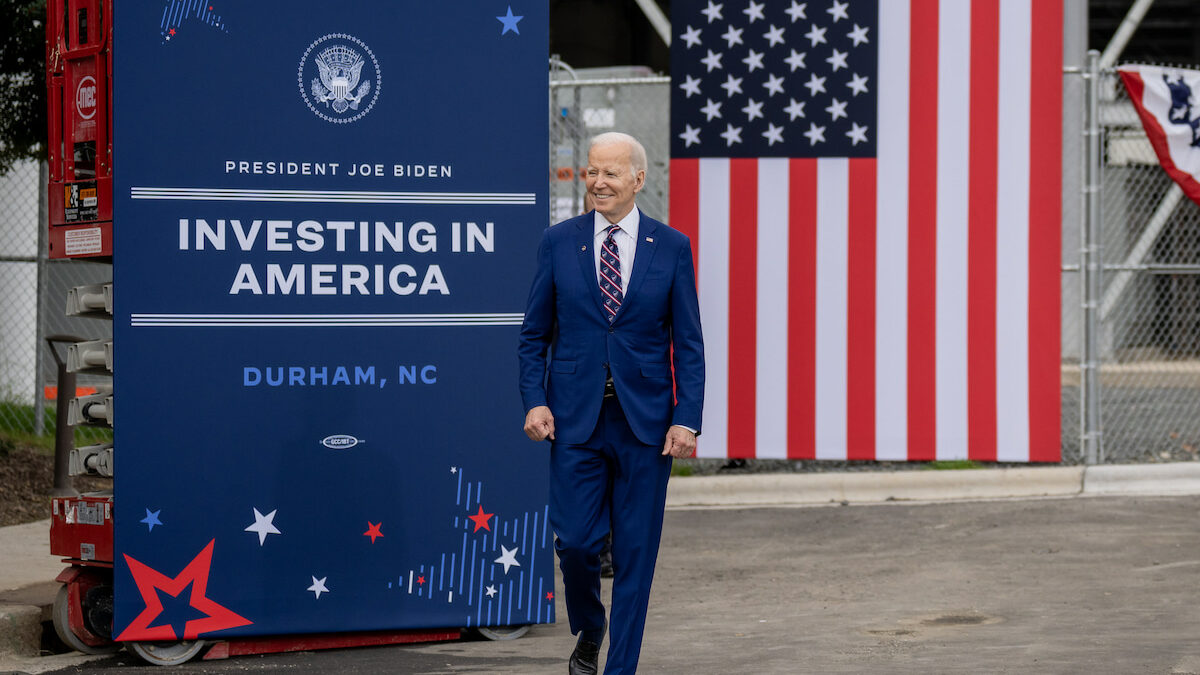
[662,425,697,458]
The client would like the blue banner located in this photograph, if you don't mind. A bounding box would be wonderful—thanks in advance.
[112,2,551,640]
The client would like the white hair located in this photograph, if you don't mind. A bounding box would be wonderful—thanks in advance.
[589,132,648,175]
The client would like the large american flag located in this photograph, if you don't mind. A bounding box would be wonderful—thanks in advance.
[669,0,1062,462]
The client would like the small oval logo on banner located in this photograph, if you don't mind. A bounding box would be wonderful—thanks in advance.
[298,33,381,124]
[321,434,361,450]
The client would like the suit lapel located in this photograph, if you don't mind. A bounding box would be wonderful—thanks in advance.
[616,212,658,322]
[575,218,607,318]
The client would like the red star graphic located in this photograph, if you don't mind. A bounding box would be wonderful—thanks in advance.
[467,505,494,533]
[115,539,252,641]
[546,591,554,601]
[168,28,176,35]
[417,575,426,586]
[363,521,384,543]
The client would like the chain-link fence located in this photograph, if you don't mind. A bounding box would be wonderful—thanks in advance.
[1083,66,1200,464]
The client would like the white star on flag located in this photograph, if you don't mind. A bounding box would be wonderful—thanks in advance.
[742,98,764,121]
[804,24,826,46]
[762,123,785,146]
[720,123,743,146]
[680,124,702,146]
[763,73,786,96]
[827,0,849,22]
[785,49,807,71]
[681,25,702,47]
[701,49,724,72]
[742,49,765,72]
[485,584,498,598]
[700,0,723,23]
[764,24,786,47]
[826,49,848,72]
[847,23,869,46]
[245,507,281,546]
[784,97,806,120]
[846,73,869,96]
[803,122,826,145]
[307,575,329,599]
[846,122,869,145]
[784,1,807,22]
[825,98,848,121]
[701,98,723,121]
[743,0,765,22]
[804,73,827,96]
[495,545,521,574]
[720,74,743,97]
[722,24,743,47]
[680,74,703,97]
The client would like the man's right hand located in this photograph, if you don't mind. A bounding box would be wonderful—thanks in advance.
[524,406,556,442]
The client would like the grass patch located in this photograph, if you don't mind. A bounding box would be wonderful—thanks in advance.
[0,398,112,454]
[671,463,695,477]
[923,460,984,471]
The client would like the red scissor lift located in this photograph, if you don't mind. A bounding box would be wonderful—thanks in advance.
[43,1,517,664]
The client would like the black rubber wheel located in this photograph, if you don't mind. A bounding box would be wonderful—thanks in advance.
[52,585,119,655]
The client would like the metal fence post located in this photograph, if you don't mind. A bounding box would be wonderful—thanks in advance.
[34,161,48,435]
[1081,50,1103,465]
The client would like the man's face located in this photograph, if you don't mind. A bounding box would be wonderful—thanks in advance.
[586,143,645,223]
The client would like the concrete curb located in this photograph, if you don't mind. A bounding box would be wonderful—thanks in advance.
[667,465,1087,507]
[0,604,41,658]
[1084,462,1200,495]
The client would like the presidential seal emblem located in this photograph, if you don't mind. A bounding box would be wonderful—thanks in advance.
[298,33,381,124]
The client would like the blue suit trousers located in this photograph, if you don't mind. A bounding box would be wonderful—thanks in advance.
[550,395,673,675]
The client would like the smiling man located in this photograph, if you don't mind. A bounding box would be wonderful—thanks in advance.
[518,132,705,674]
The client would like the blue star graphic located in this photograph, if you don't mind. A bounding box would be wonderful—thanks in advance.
[148,581,207,639]
[141,508,163,532]
[497,6,523,35]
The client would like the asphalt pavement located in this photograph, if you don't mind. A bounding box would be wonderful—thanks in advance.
[3,465,1200,674]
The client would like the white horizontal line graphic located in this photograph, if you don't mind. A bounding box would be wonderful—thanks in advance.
[130,313,525,327]
[130,187,536,205]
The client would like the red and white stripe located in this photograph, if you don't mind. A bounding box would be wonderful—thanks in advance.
[669,0,1062,462]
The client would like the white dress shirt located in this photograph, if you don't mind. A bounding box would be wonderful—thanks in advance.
[593,207,639,295]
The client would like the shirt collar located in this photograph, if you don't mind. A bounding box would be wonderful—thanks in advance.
[593,207,640,240]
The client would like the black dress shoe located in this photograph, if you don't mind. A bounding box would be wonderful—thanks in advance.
[568,623,604,675]
[568,638,600,675]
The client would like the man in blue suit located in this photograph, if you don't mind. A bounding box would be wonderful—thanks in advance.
[519,132,705,674]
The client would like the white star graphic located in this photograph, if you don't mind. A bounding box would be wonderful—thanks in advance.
[485,584,498,598]
[307,575,329,599]
[784,97,806,120]
[700,98,724,121]
[722,24,744,47]
[846,122,869,145]
[827,0,849,22]
[720,73,744,97]
[825,98,848,121]
[741,98,764,121]
[495,545,522,574]
[245,507,281,546]
[701,49,724,72]
[680,25,703,48]
[804,24,827,46]
[846,73,869,96]
[826,49,848,72]
[450,466,457,473]
[743,0,765,22]
[679,124,702,147]
[847,23,870,46]
[762,123,785,146]
[742,49,765,72]
[700,0,723,23]
[785,1,807,22]
[804,122,827,145]
[764,24,786,47]
[785,49,807,71]
[762,73,786,97]
[804,73,827,96]
[679,74,702,98]
[720,123,743,146]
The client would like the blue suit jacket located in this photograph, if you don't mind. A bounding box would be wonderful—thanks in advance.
[518,209,704,446]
